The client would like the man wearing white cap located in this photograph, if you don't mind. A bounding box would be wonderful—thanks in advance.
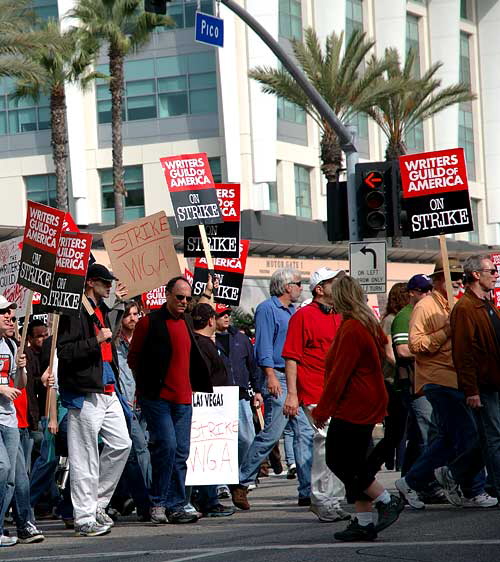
[283,268,350,523]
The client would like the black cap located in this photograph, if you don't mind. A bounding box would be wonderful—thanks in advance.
[86,263,117,282]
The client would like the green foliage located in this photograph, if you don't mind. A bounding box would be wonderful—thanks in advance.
[231,307,255,336]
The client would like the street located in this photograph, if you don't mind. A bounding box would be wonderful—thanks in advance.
[3,470,500,562]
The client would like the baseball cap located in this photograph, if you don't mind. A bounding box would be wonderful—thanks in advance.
[86,263,117,282]
[407,274,433,293]
[310,267,343,291]
[0,295,17,310]
[215,303,232,317]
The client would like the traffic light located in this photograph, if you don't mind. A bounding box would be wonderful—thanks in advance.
[355,161,395,238]
[389,163,411,238]
[326,180,349,242]
[144,0,170,15]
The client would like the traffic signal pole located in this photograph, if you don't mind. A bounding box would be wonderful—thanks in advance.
[220,0,360,241]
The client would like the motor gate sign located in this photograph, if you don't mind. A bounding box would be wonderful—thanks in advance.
[399,148,473,238]
[160,152,223,228]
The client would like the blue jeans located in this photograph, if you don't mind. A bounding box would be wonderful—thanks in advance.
[12,428,33,529]
[139,398,192,512]
[239,372,313,498]
[283,421,296,466]
[405,385,484,496]
[0,424,20,535]
[30,418,59,509]
[238,399,255,468]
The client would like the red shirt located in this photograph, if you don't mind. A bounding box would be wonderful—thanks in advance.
[313,319,388,425]
[93,306,112,362]
[282,301,342,405]
[14,388,29,429]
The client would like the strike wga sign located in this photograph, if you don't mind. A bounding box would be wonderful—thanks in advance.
[398,148,474,239]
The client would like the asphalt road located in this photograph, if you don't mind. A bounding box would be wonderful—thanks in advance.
[3,470,500,562]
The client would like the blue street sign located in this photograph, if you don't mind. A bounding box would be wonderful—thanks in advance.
[195,11,224,48]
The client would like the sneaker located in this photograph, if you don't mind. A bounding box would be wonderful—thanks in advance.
[309,504,351,523]
[17,522,44,544]
[463,493,498,508]
[269,457,283,475]
[334,518,377,542]
[0,534,18,547]
[202,503,235,517]
[395,477,425,510]
[75,521,111,537]
[184,502,203,519]
[247,483,257,491]
[217,485,230,499]
[434,467,464,507]
[230,485,250,510]
[167,509,198,524]
[298,496,311,507]
[286,464,297,480]
[374,494,404,532]
[105,507,119,521]
[150,506,168,524]
[96,506,114,527]
[63,518,75,529]
[121,498,135,516]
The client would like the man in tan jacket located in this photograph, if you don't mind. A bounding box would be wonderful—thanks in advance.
[395,258,497,509]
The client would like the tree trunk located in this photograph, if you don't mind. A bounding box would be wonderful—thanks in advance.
[320,124,343,182]
[109,46,125,227]
[50,84,68,212]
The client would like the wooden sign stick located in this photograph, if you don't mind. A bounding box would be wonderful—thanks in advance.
[198,224,217,297]
[439,234,455,310]
[45,313,59,419]
[18,290,33,354]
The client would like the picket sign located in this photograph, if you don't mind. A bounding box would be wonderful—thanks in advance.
[18,290,34,356]
[198,224,215,273]
[45,314,60,419]
[439,235,455,310]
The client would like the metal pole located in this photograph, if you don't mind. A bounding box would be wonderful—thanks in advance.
[345,126,359,241]
[220,0,360,240]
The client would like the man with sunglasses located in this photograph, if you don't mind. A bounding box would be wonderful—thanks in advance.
[449,255,500,500]
[57,264,132,537]
[128,276,212,525]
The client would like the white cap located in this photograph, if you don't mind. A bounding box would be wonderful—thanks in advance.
[0,295,17,310]
[309,267,343,291]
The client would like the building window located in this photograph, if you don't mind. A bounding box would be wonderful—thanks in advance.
[294,164,311,218]
[96,51,218,124]
[0,79,50,136]
[277,97,306,124]
[33,0,58,21]
[405,122,425,153]
[208,157,222,183]
[458,32,475,181]
[468,198,479,243]
[460,0,471,20]
[406,14,421,78]
[268,181,278,213]
[279,0,302,41]
[99,166,145,223]
[160,0,213,30]
[25,174,57,207]
[346,0,363,40]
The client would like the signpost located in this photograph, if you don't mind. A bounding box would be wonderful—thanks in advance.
[195,11,224,48]
[349,241,387,294]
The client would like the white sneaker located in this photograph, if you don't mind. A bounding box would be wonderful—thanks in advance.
[434,467,463,507]
[184,502,203,519]
[0,534,18,547]
[463,493,498,508]
[150,506,168,524]
[395,477,425,509]
[96,506,114,527]
[309,503,351,522]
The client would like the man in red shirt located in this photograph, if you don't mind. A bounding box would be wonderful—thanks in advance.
[283,267,350,523]
[128,276,212,525]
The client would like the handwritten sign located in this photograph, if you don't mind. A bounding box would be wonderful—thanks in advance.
[0,237,30,311]
[186,386,239,486]
[102,211,181,297]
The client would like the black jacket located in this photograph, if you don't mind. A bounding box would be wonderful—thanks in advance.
[57,300,120,395]
[128,304,213,400]
[194,333,229,387]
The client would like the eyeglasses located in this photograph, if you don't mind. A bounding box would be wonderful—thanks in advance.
[478,269,498,275]
[288,281,302,287]
[0,308,10,315]
[174,294,193,302]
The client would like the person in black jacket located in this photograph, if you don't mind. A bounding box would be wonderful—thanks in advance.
[57,264,132,538]
[128,276,213,525]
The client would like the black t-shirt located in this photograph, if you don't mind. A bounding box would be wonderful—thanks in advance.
[194,333,229,386]
[484,299,500,347]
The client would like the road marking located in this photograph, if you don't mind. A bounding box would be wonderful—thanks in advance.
[5,539,500,561]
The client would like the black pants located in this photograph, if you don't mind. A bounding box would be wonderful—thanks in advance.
[325,419,375,503]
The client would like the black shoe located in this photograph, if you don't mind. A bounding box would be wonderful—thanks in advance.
[167,510,198,524]
[286,464,297,480]
[375,494,404,532]
[17,522,44,544]
[334,519,377,542]
[298,497,311,507]
[202,504,235,517]
[121,498,136,516]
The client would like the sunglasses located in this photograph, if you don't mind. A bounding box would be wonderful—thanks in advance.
[478,269,498,275]
[0,308,11,315]
[174,294,193,302]
[288,281,302,287]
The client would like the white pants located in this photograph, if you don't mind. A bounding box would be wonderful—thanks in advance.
[304,405,345,508]
[67,393,132,526]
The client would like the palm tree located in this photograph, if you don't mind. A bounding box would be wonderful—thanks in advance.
[69,0,172,226]
[366,48,476,160]
[12,23,101,211]
[249,28,403,182]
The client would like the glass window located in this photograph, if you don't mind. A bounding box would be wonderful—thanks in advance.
[208,157,222,183]
[25,174,57,207]
[277,97,306,125]
[99,165,145,223]
[157,0,214,31]
[346,0,363,41]
[405,121,425,153]
[459,32,471,88]
[294,164,312,218]
[345,111,368,140]
[468,198,479,243]
[460,0,471,20]
[32,0,58,21]
[406,14,421,78]
[268,181,279,213]
[0,79,51,136]
[458,33,475,181]
[279,0,302,41]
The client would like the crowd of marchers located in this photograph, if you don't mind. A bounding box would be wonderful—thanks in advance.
[1,252,500,546]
